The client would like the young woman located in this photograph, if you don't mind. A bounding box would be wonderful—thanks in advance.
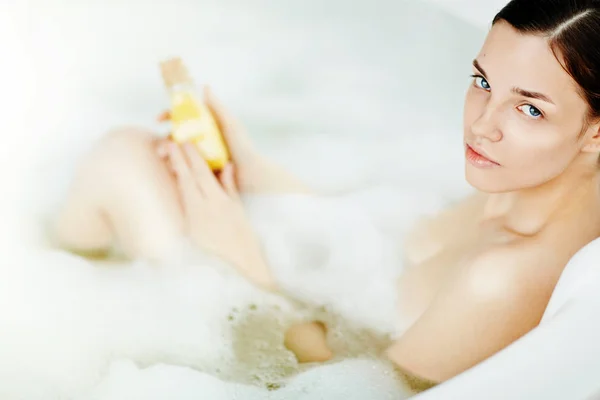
[53,0,600,392]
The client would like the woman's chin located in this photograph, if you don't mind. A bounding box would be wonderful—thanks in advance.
[464,165,509,193]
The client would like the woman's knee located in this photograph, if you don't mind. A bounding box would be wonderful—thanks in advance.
[96,126,161,158]
[70,126,161,180]
[81,126,171,182]
[56,125,184,262]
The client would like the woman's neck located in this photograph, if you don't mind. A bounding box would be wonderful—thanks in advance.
[482,163,600,236]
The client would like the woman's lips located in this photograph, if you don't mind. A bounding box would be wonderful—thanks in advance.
[465,144,500,168]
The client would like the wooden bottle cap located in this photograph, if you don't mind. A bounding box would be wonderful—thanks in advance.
[159,57,193,88]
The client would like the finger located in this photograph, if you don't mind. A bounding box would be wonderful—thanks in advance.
[220,163,240,200]
[157,110,171,122]
[181,142,222,196]
[164,156,176,176]
[168,142,204,205]
[204,86,254,160]
[155,138,170,159]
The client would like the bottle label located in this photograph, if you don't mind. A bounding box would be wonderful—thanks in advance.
[169,91,230,169]
[173,119,206,142]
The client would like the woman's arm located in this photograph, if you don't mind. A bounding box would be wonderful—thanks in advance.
[413,298,600,399]
[235,155,312,195]
[387,245,552,387]
[164,141,279,290]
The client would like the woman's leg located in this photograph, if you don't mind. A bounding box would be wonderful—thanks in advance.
[284,321,333,363]
[53,126,186,262]
[53,126,332,361]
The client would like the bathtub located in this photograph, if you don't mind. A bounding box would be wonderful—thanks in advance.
[3,0,599,398]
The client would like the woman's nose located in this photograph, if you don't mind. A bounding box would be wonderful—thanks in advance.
[470,107,502,142]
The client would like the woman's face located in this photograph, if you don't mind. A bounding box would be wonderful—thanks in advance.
[463,21,597,193]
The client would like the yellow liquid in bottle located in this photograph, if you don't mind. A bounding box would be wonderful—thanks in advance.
[170,90,230,171]
[160,57,230,171]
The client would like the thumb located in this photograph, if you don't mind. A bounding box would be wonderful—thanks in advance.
[220,163,240,199]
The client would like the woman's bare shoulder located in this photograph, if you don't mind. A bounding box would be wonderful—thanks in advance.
[466,242,562,294]
[388,242,557,384]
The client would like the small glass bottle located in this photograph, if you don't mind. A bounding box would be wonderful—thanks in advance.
[159,57,230,171]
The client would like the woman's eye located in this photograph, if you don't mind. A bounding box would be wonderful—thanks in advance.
[519,104,543,119]
[472,75,491,91]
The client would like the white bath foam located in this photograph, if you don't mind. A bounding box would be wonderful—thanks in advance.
[272,358,406,400]
[0,246,300,399]
[84,358,407,400]
[0,200,411,400]
[82,360,267,400]
[10,0,490,398]
[245,192,440,334]
[0,191,423,399]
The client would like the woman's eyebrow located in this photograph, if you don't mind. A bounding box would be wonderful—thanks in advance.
[473,59,487,77]
[473,59,555,105]
[511,87,555,105]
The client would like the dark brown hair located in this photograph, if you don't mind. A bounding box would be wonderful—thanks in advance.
[493,0,600,123]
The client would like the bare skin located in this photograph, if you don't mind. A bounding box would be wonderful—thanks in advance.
[391,181,600,382]
[53,21,600,390]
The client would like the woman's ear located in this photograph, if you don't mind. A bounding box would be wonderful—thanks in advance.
[581,121,600,153]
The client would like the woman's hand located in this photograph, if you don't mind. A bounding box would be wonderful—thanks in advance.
[166,141,276,290]
[157,87,311,194]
